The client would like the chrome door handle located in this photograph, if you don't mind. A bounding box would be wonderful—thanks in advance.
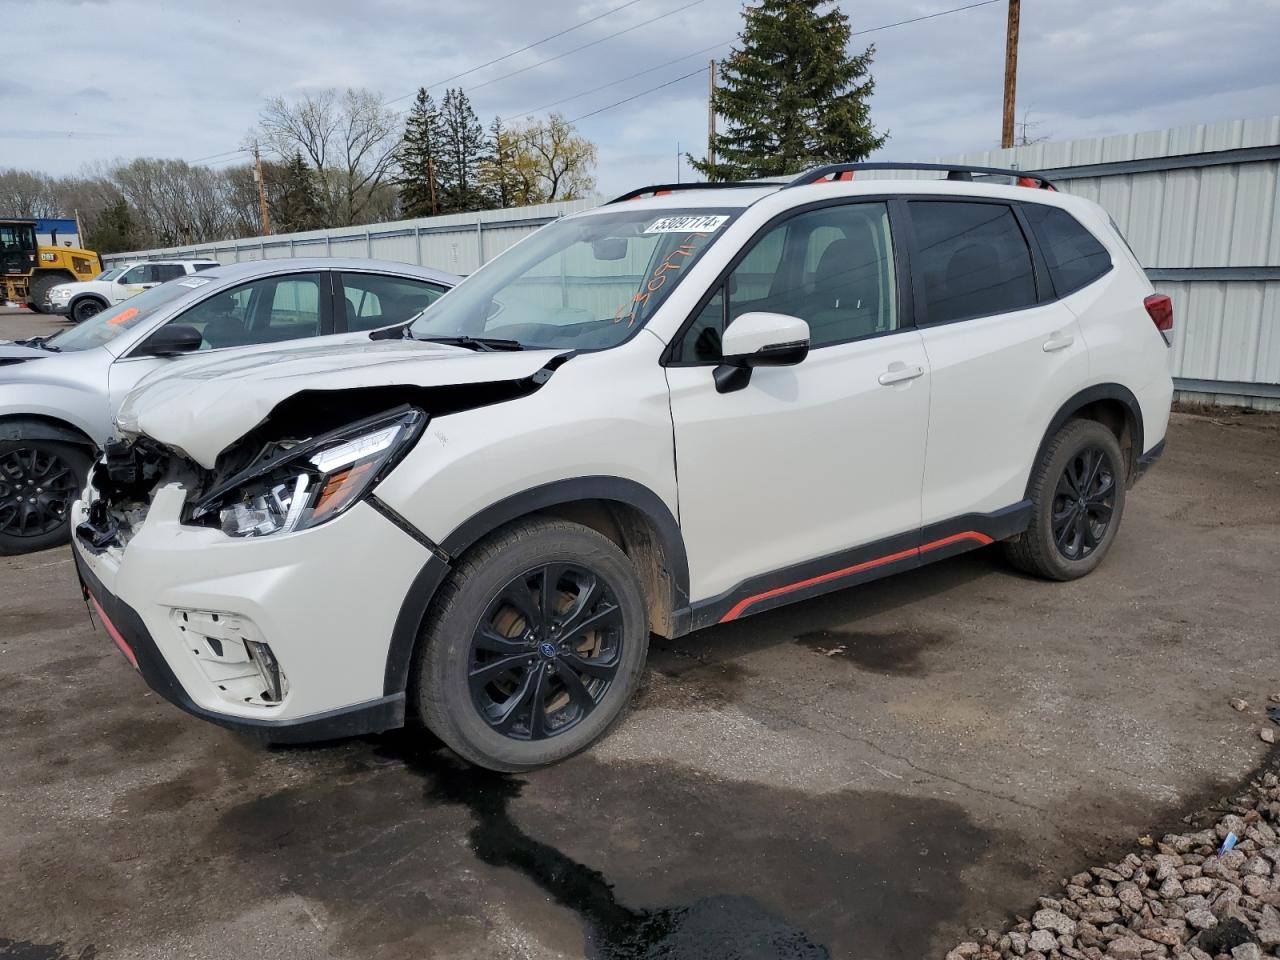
[878,363,925,386]
[1043,332,1075,352]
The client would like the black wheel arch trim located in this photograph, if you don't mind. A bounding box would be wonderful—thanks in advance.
[1027,384,1145,495]
[381,476,689,696]
[0,415,96,450]
[70,294,109,311]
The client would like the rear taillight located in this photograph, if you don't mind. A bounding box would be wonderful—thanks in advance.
[1144,293,1173,346]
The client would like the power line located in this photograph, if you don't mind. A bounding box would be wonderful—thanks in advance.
[465,0,706,96]
[384,0,647,106]
[189,147,249,166]
[568,65,709,123]
[510,38,731,122]
[561,0,1004,126]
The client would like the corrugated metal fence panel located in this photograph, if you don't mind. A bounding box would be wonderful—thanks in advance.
[101,198,601,273]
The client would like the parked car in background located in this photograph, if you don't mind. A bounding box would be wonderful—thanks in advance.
[70,163,1173,772]
[0,257,457,554]
[46,259,221,323]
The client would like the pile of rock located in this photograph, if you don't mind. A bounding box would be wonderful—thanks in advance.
[945,769,1280,960]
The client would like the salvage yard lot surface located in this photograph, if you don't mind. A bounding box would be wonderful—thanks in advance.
[2,309,1278,960]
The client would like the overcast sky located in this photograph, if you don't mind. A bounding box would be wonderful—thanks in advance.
[5,0,1279,197]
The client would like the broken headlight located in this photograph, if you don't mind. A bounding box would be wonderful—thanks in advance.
[191,408,425,538]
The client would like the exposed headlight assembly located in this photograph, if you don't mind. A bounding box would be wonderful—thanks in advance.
[190,407,425,538]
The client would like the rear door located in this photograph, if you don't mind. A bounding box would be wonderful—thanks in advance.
[908,198,1089,527]
[666,199,931,605]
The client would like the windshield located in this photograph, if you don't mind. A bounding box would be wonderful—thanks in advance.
[95,268,124,281]
[46,279,203,352]
[408,207,740,350]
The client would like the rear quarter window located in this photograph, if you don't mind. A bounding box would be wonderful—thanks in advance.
[1022,204,1112,297]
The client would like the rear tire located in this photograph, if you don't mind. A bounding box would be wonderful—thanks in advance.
[27,273,69,315]
[0,439,92,556]
[412,518,649,772]
[1005,419,1127,581]
[72,298,106,324]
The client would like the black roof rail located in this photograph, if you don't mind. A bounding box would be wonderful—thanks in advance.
[785,162,1057,190]
[606,180,786,204]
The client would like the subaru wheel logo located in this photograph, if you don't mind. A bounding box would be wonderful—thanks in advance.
[539,642,557,658]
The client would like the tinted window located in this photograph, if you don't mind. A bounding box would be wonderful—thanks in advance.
[152,264,186,282]
[676,202,897,362]
[193,262,219,271]
[1023,204,1111,296]
[340,272,447,332]
[910,201,1036,324]
[167,274,324,350]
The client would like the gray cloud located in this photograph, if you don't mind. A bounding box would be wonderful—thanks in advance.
[9,0,1279,195]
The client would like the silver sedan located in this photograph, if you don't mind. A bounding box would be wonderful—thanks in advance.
[0,257,458,555]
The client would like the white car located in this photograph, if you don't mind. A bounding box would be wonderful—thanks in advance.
[72,163,1174,771]
[47,259,220,323]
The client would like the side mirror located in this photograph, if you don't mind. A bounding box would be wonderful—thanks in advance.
[714,312,810,393]
[136,324,203,358]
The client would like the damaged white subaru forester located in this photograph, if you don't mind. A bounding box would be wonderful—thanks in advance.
[73,164,1174,771]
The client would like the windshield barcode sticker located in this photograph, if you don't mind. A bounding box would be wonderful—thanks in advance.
[644,215,730,234]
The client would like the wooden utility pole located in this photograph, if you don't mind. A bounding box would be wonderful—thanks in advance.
[707,59,717,181]
[1001,0,1021,149]
[253,142,272,235]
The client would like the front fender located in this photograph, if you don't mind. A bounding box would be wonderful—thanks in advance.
[0,382,104,448]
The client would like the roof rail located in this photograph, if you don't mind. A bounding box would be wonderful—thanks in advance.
[785,162,1057,190]
[606,180,785,204]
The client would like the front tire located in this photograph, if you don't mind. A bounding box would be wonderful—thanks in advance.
[1005,419,1127,581]
[0,440,92,555]
[413,519,649,772]
[72,298,106,324]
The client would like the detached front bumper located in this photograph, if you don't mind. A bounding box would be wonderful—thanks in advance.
[71,484,433,743]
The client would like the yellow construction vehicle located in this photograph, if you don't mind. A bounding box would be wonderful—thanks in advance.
[1,218,102,312]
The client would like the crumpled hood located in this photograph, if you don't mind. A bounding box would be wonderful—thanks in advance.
[117,338,564,468]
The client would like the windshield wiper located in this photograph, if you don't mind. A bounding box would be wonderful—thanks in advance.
[413,335,524,352]
[16,336,60,352]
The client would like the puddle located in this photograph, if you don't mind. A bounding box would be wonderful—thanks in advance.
[794,628,951,676]
[635,657,754,711]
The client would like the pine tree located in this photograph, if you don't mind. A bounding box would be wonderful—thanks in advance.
[84,198,139,254]
[395,88,444,217]
[437,88,489,214]
[272,151,324,232]
[689,0,887,180]
[480,115,519,209]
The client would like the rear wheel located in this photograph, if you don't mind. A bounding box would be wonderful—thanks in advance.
[1005,419,1126,581]
[413,519,649,771]
[72,298,106,324]
[0,439,92,555]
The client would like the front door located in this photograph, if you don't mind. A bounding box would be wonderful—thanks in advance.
[665,200,931,608]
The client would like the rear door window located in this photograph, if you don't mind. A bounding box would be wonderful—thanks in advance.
[908,201,1037,324]
[1022,204,1112,296]
[338,272,449,332]
[152,264,186,282]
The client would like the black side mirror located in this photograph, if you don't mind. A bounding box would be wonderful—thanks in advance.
[137,324,203,357]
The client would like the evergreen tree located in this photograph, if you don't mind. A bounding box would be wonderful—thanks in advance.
[480,115,519,209]
[689,0,887,180]
[437,88,489,214]
[395,87,444,217]
[272,151,324,232]
[84,198,139,254]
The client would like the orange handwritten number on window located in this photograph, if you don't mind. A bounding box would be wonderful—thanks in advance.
[108,307,139,327]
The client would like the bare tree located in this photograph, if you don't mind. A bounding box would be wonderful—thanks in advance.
[255,88,401,226]
[0,169,61,217]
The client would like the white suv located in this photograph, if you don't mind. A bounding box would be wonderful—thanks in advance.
[47,259,220,322]
[72,163,1174,771]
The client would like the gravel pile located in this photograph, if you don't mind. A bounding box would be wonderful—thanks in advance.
[945,763,1280,960]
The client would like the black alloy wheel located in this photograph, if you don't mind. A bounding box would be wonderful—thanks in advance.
[1051,445,1117,561]
[0,446,81,541]
[72,298,104,323]
[468,562,624,741]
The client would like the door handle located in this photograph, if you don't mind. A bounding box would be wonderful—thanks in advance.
[1043,332,1075,352]
[878,363,925,386]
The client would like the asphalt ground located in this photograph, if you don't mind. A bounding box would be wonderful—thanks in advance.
[2,304,1279,959]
